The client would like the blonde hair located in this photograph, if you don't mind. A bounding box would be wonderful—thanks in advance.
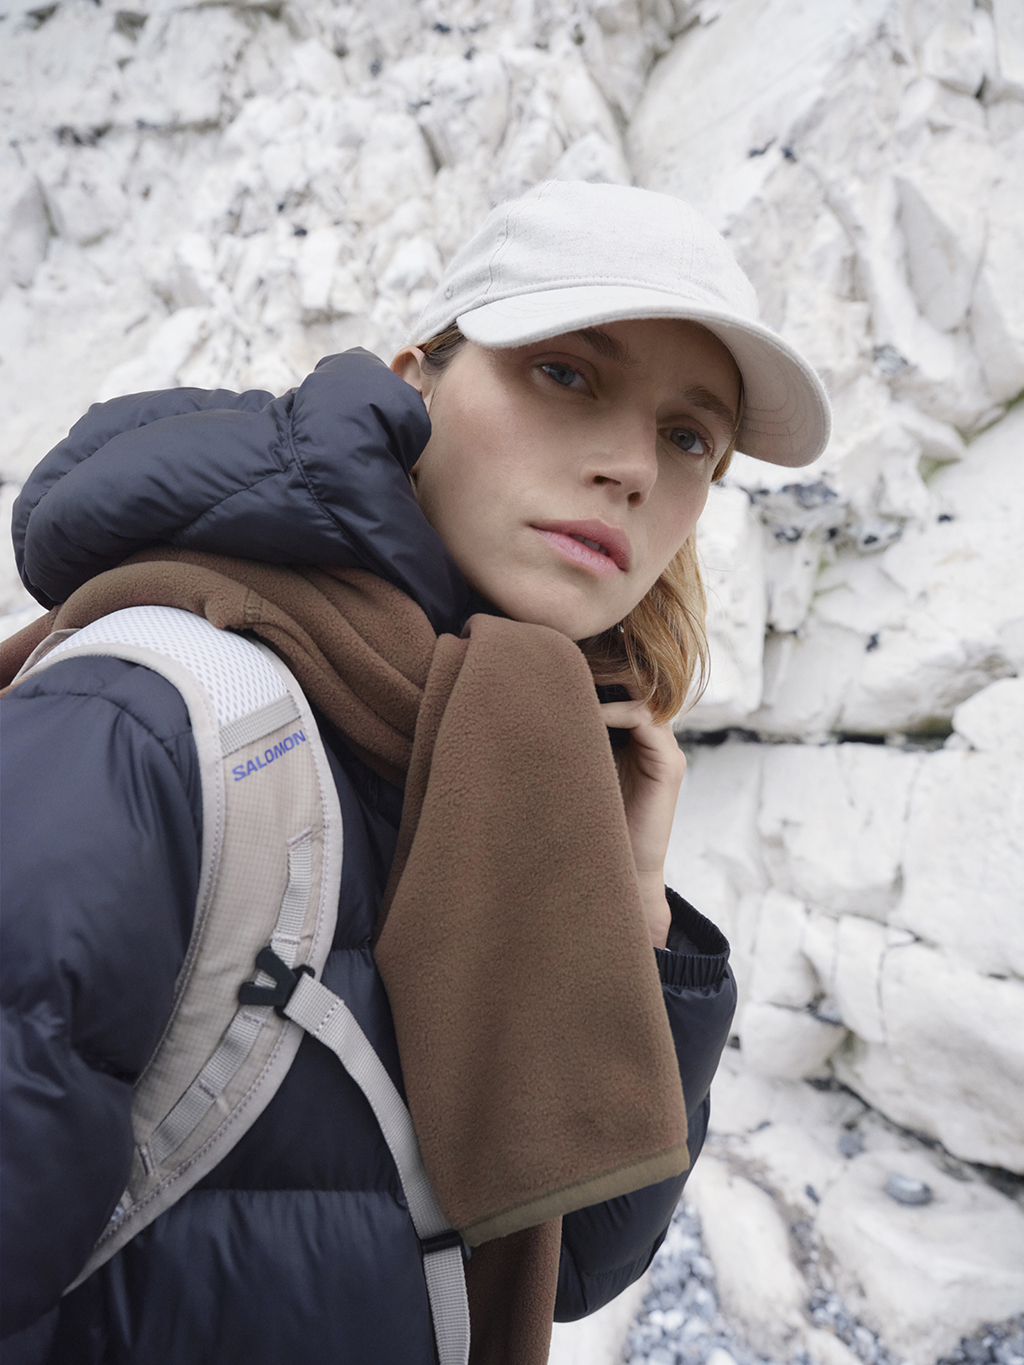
[418,327,737,725]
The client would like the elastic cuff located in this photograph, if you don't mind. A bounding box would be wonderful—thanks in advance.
[654,888,731,990]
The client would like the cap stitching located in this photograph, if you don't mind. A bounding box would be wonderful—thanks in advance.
[465,276,753,303]
[483,201,519,304]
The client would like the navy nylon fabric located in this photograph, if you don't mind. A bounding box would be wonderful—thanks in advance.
[0,352,737,1362]
[13,351,469,635]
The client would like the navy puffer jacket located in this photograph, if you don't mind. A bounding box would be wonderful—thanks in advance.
[1,350,736,1365]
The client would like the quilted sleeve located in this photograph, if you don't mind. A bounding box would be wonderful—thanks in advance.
[0,657,201,1338]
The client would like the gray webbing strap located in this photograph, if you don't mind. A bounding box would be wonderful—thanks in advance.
[285,972,470,1365]
[147,1007,268,1167]
[147,827,315,1168]
[220,695,300,756]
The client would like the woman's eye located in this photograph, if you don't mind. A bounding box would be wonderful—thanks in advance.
[540,362,586,390]
[667,427,711,457]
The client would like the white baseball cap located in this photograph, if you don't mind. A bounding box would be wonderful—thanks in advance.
[413,181,831,468]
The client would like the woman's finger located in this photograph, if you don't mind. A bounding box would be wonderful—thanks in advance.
[597,699,655,729]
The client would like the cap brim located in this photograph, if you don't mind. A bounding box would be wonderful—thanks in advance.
[453,286,831,468]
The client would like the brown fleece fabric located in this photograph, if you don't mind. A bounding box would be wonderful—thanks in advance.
[1,549,689,1360]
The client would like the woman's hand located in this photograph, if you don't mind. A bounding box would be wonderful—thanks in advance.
[599,696,687,950]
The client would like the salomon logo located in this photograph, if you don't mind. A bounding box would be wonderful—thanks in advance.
[232,731,307,782]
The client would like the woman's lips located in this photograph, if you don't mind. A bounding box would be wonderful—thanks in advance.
[531,521,630,578]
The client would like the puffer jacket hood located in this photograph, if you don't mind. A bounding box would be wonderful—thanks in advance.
[12,348,471,636]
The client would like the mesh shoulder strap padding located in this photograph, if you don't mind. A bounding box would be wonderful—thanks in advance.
[22,607,344,1283]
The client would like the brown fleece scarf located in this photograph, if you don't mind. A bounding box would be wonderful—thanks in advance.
[1,548,689,1363]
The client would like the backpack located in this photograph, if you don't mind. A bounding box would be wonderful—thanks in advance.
[13,604,471,1365]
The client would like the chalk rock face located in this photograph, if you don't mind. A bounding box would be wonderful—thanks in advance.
[702,1053,1024,1365]
[684,1155,808,1358]
[673,737,1024,1175]
[952,676,1024,755]
[816,1148,1024,1363]
[690,483,767,727]
[742,407,1024,738]
[2,0,1023,1360]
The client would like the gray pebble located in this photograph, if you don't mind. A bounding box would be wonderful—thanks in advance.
[883,1172,933,1206]
[838,1130,864,1158]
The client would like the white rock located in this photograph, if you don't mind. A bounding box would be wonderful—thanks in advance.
[895,747,1024,978]
[408,51,511,171]
[833,915,913,1046]
[801,912,840,997]
[630,0,890,229]
[917,6,996,95]
[761,532,828,636]
[708,1046,866,1136]
[992,0,1024,97]
[739,999,846,1080]
[665,739,767,996]
[747,888,819,1008]
[754,404,1024,736]
[288,39,348,101]
[97,308,214,403]
[682,483,767,730]
[757,745,921,919]
[894,129,996,334]
[684,1155,808,1357]
[971,169,1024,403]
[350,112,435,228]
[952,676,1024,754]
[117,9,251,130]
[549,131,631,186]
[741,1116,852,1216]
[816,1149,1024,1364]
[802,1327,864,1365]
[753,623,867,738]
[835,942,1024,1171]
[0,151,52,295]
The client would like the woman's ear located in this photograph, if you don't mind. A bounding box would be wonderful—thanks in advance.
[391,346,435,411]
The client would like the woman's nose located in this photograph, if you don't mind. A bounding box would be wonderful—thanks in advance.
[582,427,659,507]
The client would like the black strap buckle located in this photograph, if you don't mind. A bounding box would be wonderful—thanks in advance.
[238,946,314,1018]
[419,1229,471,1262]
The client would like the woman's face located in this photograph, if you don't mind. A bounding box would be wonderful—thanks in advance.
[392,318,741,640]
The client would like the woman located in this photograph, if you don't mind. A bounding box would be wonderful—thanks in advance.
[0,180,829,1365]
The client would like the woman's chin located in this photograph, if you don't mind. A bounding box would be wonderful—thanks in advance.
[477,582,619,641]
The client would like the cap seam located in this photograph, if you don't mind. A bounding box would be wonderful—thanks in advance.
[467,276,754,303]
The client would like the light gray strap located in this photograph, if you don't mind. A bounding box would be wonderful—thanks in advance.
[423,1246,472,1364]
[146,827,314,1167]
[220,696,300,756]
[147,1008,268,1167]
[271,832,312,968]
[285,972,470,1365]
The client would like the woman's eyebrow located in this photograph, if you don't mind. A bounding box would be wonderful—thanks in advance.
[676,386,739,433]
[567,332,739,431]
[570,327,637,366]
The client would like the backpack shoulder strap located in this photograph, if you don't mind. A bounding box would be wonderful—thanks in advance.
[18,606,470,1363]
[21,606,344,1279]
